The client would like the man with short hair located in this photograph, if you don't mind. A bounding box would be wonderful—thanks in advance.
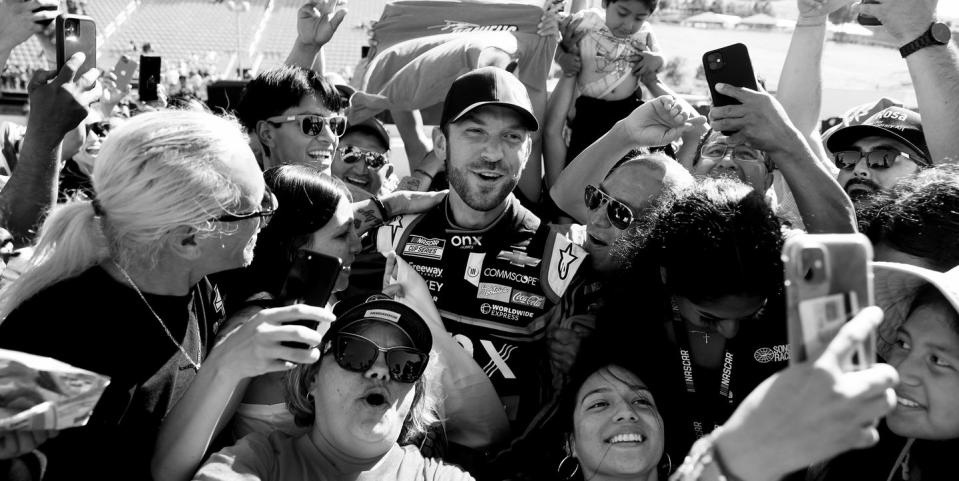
[826,106,932,201]
[332,118,397,199]
[370,67,587,439]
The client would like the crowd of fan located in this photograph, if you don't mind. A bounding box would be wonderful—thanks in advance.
[0,0,958,480]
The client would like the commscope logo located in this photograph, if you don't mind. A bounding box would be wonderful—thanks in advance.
[483,267,538,287]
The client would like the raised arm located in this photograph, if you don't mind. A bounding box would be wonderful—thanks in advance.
[776,0,855,162]
[0,54,95,245]
[152,306,330,481]
[0,0,59,70]
[710,83,856,233]
[284,0,346,72]
[550,95,703,222]
[860,0,959,164]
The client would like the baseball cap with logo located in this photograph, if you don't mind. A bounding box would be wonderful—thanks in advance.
[326,295,432,354]
[873,262,959,359]
[826,107,932,166]
[441,66,539,132]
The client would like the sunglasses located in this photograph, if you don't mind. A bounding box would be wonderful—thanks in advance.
[584,184,635,230]
[329,332,428,384]
[215,188,278,228]
[85,121,112,138]
[833,149,919,170]
[339,145,389,169]
[267,114,347,138]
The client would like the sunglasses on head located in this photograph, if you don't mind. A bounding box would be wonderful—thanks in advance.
[267,114,347,138]
[338,145,389,169]
[832,149,919,170]
[86,121,112,138]
[328,332,428,383]
[584,184,635,230]
[214,187,278,228]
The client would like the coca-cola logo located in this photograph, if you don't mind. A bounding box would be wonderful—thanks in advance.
[510,290,545,309]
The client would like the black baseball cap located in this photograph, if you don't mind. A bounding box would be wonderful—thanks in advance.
[327,296,432,354]
[441,66,539,132]
[344,118,390,152]
[826,106,932,166]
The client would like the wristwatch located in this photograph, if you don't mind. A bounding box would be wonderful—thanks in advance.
[899,22,952,58]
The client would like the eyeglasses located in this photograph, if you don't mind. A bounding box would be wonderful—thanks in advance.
[266,114,347,138]
[215,188,278,227]
[584,184,635,230]
[699,142,767,164]
[338,145,389,169]
[327,332,428,383]
[832,149,919,170]
[85,121,112,138]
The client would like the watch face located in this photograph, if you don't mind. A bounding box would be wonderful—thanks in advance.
[931,23,952,44]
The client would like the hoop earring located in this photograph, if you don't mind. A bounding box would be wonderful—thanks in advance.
[557,454,580,480]
[660,453,673,475]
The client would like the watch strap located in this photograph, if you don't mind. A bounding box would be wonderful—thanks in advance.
[900,23,949,58]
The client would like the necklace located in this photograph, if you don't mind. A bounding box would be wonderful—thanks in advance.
[112,261,201,372]
[688,329,711,344]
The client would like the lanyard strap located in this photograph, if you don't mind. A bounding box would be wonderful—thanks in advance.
[673,319,737,438]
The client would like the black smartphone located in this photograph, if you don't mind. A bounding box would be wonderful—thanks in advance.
[279,249,342,349]
[138,55,161,102]
[703,43,759,108]
[56,14,96,78]
[857,0,881,26]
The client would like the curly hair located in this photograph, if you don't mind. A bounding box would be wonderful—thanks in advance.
[858,164,959,272]
[650,177,784,303]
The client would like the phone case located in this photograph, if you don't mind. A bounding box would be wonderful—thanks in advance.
[784,234,875,366]
[138,55,161,102]
[114,56,138,89]
[702,43,759,108]
[56,15,97,78]
[279,249,342,308]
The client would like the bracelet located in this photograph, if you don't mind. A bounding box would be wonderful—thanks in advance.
[371,196,391,221]
[671,432,744,481]
[413,168,434,180]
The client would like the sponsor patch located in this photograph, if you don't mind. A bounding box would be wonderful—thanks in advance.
[497,250,541,267]
[483,267,538,287]
[403,235,446,260]
[464,252,486,287]
[754,344,790,363]
[510,290,545,309]
[479,302,534,321]
[429,20,518,33]
[409,263,443,278]
[450,235,482,248]
[478,282,512,303]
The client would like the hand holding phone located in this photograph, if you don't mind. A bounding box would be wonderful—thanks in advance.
[279,249,342,349]
[784,234,875,368]
[703,43,759,135]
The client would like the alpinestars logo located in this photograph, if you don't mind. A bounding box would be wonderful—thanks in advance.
[429,20,518,33]
[557,244,579,280]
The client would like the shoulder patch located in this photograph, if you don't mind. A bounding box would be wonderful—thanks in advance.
[376,214,418,254]
[540,229,588,302]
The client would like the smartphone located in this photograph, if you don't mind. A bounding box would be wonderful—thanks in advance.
[703,43,759,108]
[278,249,342,349]
[56,15,97,78]
[113,55,138,90]
[857,0,881,26]
[138,55,161,102]
[784,234,875,368]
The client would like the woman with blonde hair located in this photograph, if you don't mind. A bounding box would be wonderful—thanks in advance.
[0,110,331,481]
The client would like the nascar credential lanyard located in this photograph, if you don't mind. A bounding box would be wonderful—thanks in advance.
[673,319,737,440]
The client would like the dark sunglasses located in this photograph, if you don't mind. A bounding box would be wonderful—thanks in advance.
[329,332,428,384]
[215,188,278,227]
[584,184,635,230]
[85,121,112,138]
[339,145,389,169]
[833,149,920,170]
[267,114,347,138]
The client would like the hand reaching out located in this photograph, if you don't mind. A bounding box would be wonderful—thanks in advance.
[26,52,99,140]
[621,95,706,147]
[295,0,348,51]
[0,0,59,52]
